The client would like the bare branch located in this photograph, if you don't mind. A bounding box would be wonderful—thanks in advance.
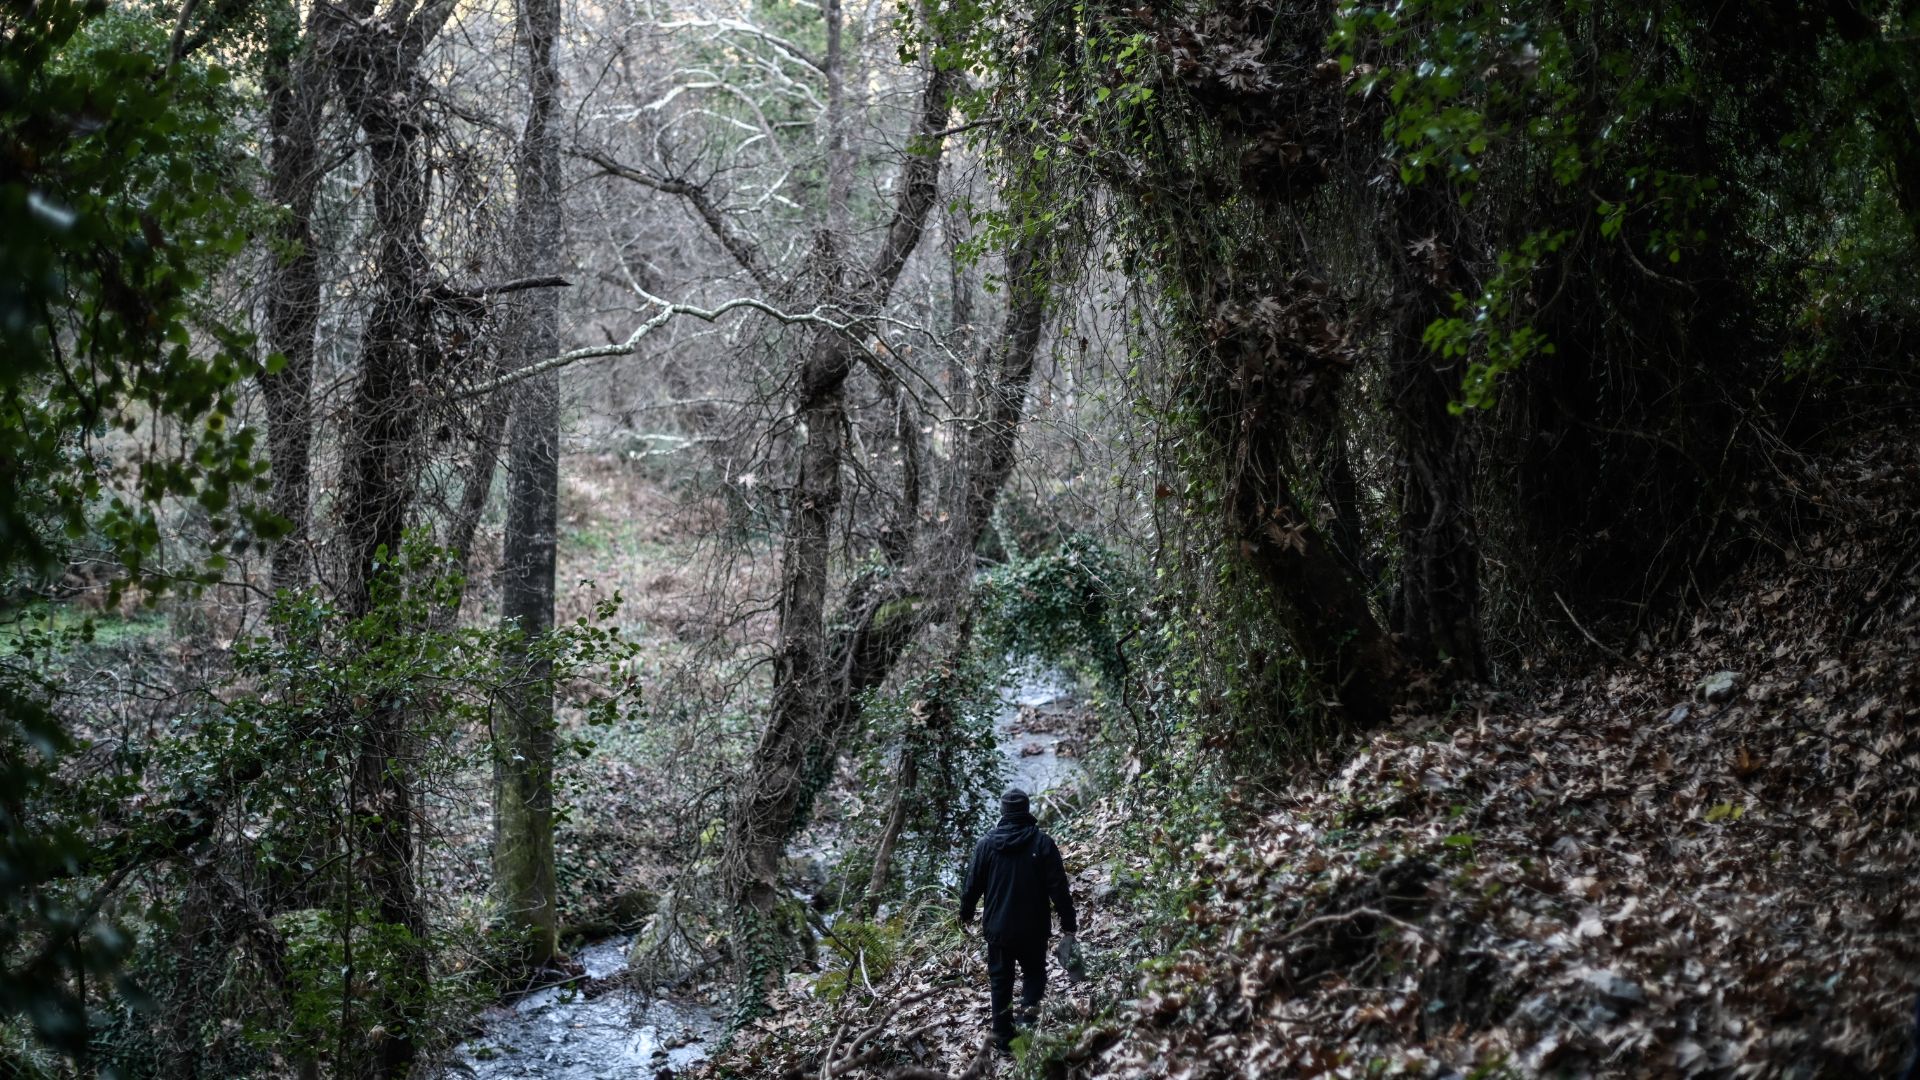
[866,62,959,290]
[426,275,572,300]
[453,294,859,400]
[578,147,777,290]
[655,15,826,74]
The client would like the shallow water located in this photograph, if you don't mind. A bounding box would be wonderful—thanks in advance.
[997,664,1085,800]
[447,936,717,1080]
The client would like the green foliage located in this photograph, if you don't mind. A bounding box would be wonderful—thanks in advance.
[0,4,273,1058]
[1334,0,1920,403]
[1332,0,1727,404]
[812,917,903,1000]
[851,648,1004,906]
[1,3,277,582]
[977,534,1136,689]
[19,539,644,1073]
[1424,228,1567,412]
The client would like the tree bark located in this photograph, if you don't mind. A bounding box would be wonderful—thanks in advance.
[1201,275,1404,730]
[721,57,958,941]
[858,735,917,918]
[260,0,330,597]
[330,7,453,1070]
[1383,185,1486,680]
[494,0,565,970]
[722,201,1053,978]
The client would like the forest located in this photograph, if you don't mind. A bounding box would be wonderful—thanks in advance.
[4,0,1920,1074]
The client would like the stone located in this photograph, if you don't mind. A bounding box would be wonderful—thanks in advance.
[1696,670,1742,703]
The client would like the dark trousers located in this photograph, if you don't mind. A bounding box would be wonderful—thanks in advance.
[986,937,1048,1038]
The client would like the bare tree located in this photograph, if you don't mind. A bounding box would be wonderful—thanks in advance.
[259,0,334,596]
[328,0,461,1070]
[719,51,959,949]
[495,0,566,970]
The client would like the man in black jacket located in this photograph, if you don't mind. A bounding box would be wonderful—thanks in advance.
[959,788,1077,1048]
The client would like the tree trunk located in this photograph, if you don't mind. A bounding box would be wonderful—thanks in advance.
[1201,275,1404,730]
[721,57,958,957]
[859,737,917,918]
[493,0,565,969]
[260,0,330,597]
[332,13,445,1072]
[432,391,509,632]
[1384,185,1486,680]
[722,201,1051,983]
[1231,477,1402,727]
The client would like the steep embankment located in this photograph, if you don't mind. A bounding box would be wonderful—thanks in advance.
[714,438,1920,1079]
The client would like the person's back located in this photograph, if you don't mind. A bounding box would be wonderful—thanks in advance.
[959,789,1076,1048]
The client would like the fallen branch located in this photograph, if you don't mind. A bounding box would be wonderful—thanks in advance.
[812,983,952,1079]
[1279,904,1429,943]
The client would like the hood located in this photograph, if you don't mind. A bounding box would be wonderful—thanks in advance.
[988,810,1040,854]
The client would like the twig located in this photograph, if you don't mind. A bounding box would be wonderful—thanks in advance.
[1279,905,1429,943]
[1554,590,1631,664]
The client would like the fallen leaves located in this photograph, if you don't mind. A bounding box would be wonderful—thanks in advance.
[706,440,1920,1080]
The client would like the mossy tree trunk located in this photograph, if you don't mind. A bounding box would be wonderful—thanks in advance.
[494,0,565,970]
[331,4,458,1070]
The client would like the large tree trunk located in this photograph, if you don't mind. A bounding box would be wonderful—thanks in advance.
[1230,474,1402,727]
[728,327,858,928]
[1384,186,1486,680]
[493,0,565,968]
[1203,274,1404,730]
[332,10,449,1071]
[722,204,1051,982]
[260,0,330,597]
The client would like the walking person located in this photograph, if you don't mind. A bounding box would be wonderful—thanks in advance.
[959,788,1077,1051]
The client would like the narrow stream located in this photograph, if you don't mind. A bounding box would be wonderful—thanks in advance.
[449,935,718,1079]
[447,665,1083,1079]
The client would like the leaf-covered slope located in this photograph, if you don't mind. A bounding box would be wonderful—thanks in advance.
[710,436,1920,1079]
[1098,440,1920,1078]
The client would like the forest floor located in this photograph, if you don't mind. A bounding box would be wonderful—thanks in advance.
[707,439,1920,1078]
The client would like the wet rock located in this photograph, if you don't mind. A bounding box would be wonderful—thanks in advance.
[1696,670,1742,703]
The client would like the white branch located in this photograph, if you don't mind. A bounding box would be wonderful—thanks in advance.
[654,16,824,74]
[453,295,858,400]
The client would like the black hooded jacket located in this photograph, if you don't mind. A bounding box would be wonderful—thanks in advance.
[959,811,1077,944]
